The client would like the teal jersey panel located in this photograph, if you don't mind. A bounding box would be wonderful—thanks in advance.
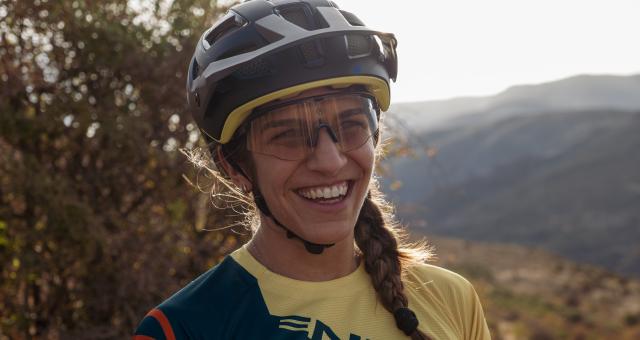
[134,256,317,339]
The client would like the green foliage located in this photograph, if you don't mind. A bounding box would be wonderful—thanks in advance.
[489,288,558,317]
[0,0,245,339]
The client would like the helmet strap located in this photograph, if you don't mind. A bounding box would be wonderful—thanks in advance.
[224,154,335,255]
[252,188,335,255]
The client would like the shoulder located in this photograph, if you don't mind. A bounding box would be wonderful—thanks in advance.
[404,263,480,310]
[160,254,257,312]
[160,254,258,314]
[133,255,258,339]
[405,263,491,339]
[407,263,474,291]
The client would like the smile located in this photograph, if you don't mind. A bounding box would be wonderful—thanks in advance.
[297,181,350,202]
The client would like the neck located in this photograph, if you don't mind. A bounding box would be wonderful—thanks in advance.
[247,217,359,282]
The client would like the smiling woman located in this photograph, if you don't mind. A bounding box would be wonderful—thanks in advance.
[133,1,490,339]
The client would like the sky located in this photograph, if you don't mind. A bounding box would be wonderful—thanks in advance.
[332,0,640,102]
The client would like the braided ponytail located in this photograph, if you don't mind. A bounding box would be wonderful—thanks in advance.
[355,183,432,340]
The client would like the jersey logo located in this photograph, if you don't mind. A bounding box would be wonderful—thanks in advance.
[277,315,369,340]
[278,315,312,333]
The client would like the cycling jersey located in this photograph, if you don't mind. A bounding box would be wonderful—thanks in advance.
[133,246,490,340]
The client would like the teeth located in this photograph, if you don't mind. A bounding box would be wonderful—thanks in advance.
[323,187,331,197]
[299,182,349,200]
[331,186,339,197]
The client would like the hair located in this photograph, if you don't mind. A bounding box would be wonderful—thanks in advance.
[355,179,433,340]
[185,116,433,339]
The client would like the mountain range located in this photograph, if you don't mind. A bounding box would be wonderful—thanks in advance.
[382,74,640,277]
[389,73,640,132]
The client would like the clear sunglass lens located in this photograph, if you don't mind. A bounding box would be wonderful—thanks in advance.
[246,93,378,160]
[334,97,378,152]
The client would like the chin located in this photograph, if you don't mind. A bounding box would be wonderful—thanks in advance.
[300,219,357,245]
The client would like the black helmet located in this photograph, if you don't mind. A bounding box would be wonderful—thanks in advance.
[186,0,398,144]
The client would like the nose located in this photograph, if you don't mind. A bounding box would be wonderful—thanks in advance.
[305,128,347,174]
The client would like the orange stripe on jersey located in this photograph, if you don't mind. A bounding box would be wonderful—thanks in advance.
[132,336,155,340]
[146,308,176,340]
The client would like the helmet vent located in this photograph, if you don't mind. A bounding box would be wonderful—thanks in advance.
[346,34,372,58]
[276,4,330,30]
[278,5,314,30]
[274,5,326,66]
[191,59,199,79]
[299,40,323,66]
[203,12,247,50]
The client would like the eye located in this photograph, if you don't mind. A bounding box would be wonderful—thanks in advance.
[269,128,304,144]
[340,115,368,131]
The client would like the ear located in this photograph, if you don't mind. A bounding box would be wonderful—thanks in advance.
[216,146,252,192]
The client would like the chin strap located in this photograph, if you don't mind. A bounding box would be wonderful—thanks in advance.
[252,188,335,255]
[221,153,334,255]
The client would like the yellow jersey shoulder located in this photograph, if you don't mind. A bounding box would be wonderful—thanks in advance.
[404,263,492,340]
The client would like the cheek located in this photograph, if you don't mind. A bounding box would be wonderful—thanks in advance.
[251,156,294,195]
[356,142,376,176]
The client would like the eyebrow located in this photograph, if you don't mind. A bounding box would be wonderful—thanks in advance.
[337,108,366,119]
[257,118,304,132]
[256,108,368,132]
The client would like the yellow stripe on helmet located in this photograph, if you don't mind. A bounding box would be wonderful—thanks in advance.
[217,76,390,144]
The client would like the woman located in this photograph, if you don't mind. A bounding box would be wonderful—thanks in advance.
[134,1,490,339]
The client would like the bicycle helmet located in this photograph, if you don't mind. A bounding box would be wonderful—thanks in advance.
[186,0,398,145]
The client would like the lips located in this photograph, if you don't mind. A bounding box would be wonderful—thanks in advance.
[296,181,350,202]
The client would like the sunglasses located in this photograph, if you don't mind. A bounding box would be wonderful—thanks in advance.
[245,92,380,161]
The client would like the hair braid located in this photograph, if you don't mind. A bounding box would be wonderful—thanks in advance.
[355,187,432,340]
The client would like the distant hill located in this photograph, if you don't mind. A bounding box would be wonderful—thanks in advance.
[425,235,640,339]
[382,74,640,277]
[390,73,640,132]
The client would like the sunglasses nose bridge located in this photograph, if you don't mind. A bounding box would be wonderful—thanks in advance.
[309,123,339,148]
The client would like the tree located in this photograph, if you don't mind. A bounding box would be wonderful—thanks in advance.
[0,1,245,338]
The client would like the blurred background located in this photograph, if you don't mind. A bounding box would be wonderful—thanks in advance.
[1,0,639,339]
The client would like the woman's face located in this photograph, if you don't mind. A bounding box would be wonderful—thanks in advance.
[248,87,376,245]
